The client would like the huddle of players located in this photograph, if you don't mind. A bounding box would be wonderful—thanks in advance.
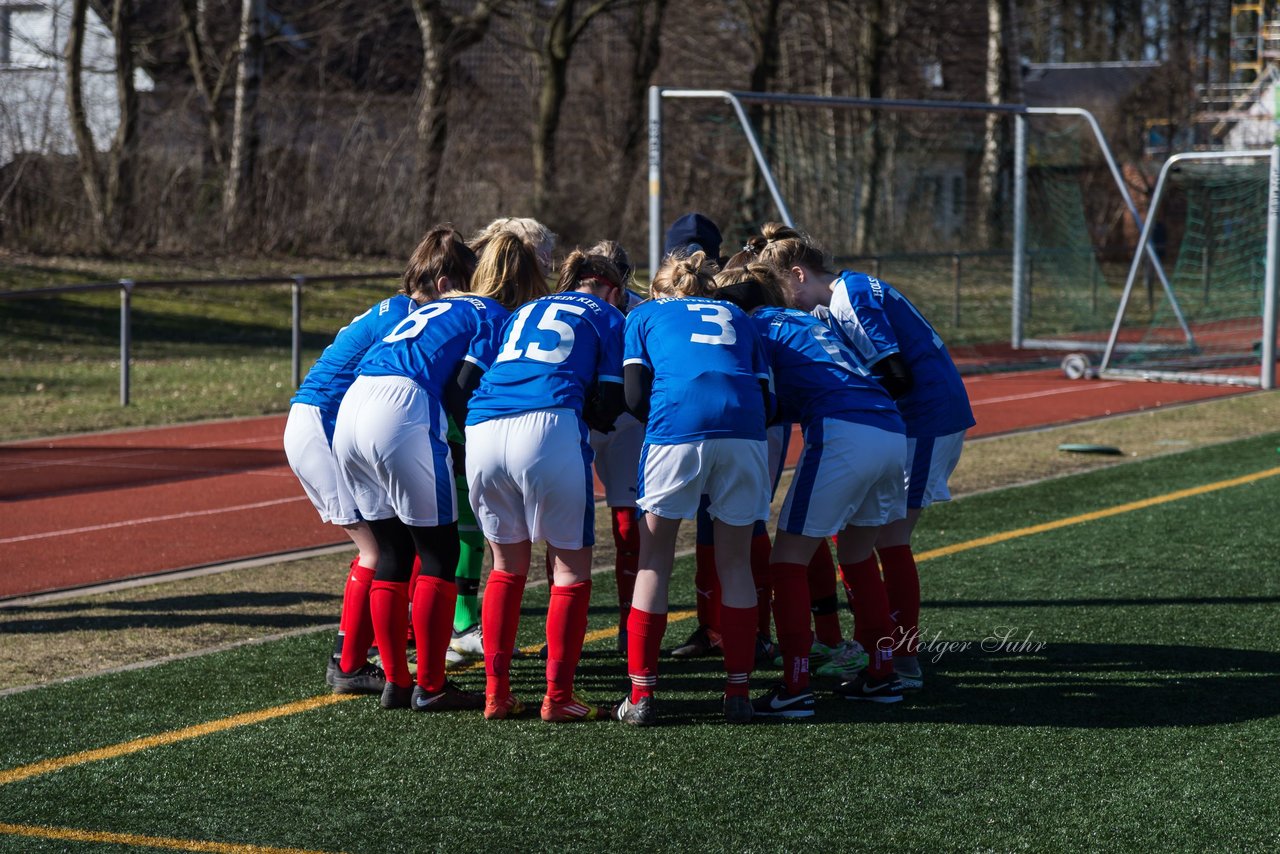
[284,212,973,726]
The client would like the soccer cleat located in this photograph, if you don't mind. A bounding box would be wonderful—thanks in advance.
[613,695,657,726]
[324,655,339,686]
[411,681,485,712]
[449,624,484,657]
[754,635,779,668]
[814,639,871,680]
[723,693,753,724]
[444,647,466,670]
[750,683,816,719]
[671,625,722,658]
[772,639,840,669]
[894,660,924,691]
[380,681,413,710]
[484,693,526,720]
[541,694,612,723]
[834,671,904,704]
[331,662,386,695]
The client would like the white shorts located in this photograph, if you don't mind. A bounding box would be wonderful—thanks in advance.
[779,419,907,537]
[589,412,644,508]
[466,409,595,550]
[332,375,456,527]
[767,423,792,499]
[637,437,770,526]
[283,403,362,526]
[905,429,967,510]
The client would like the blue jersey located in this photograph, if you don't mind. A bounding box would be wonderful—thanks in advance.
[358,295,510,400]
[822,271,974,437]
[290,295,417,427]
[624,296,769,444]
[752,306,904,434]
[466,292,625,425]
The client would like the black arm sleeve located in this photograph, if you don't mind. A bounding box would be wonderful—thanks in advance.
[624,362,653,423]
[875,353,914,399]
[445,361,485,429]
[584,381,627,434]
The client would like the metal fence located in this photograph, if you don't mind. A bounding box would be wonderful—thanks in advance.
[0,272,398,405]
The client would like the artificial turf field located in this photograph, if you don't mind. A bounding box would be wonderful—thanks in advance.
[2,433,1280,853]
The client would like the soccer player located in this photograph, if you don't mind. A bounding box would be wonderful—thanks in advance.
[447,217,559,667]
[754,222,975,691]
[285,225,473,695]
[616,250,773,726]
[713,261,907,713]
[332,234,521,711]
[466,249,627,722]
[584,240,645,650]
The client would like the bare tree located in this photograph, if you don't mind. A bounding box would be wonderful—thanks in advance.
[734,0,782,229]
[223,0,264,240]
[409,0,504,230]
[179,0,238,168]
[65,0,139,248]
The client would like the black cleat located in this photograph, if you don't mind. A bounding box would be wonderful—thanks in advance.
[410,681,485,712]
[613,695,657,726]
[380,681,413,710]
[834,671,904,704]
[331,662,386,695]
[751,683,816,718]
[324,656,339,687]
[671,625,722,658]
[723,693,753,724]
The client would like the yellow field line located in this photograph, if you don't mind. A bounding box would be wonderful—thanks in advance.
[915,464,1280,563]
[0,821,338,853]
[0,693,356,787]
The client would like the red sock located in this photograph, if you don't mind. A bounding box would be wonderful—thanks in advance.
[750,531,773,637]
[694,544,721,632]
[626,607,667,702]
[807,541,843,647]
[547,581,592,704]
[612,507,639,629]
[369,580,410,687]
[410,575,457,693]
[719,604,757,698]
[840,557,895,678]
[480,569,526,699]
[338,561,377,674]
[406,556,422,644]
[878,545,920,657]
[769,561,812,693]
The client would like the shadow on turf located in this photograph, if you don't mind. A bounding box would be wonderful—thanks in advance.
[564,642,1280,728]
[0,591,339,634]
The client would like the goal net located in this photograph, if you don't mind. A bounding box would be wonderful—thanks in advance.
[1097,151,1279,387]
[648,89,1161,365]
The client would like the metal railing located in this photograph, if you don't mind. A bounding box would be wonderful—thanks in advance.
[0,272,398,405]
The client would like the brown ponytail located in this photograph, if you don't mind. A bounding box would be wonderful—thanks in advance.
[754,221,832,275]
[556,249,623,293]
[401,225,478,300]
[650,250,716,298]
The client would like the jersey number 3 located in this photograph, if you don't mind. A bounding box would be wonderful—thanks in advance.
[496,302,588,365]
[687,303,737,345]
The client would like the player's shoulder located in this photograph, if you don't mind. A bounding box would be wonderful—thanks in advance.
[445,293,509,319]
[837,270,889,304]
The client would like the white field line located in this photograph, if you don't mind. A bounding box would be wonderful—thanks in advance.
[0,496,309,545]
[969,382,1126,407]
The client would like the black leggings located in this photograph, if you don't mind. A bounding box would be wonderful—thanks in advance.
[367,518,460,584]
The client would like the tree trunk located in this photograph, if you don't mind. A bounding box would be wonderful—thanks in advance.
[64,0,106,248]
[737,0,783,230]
[411,1,451,230]
[532,1,574,221]
[853,0,887,255]
[602,0,669,239]
[106,0,138,244]
[976,0,1003,248]
[224,0,265,242]
[179,0,231,168]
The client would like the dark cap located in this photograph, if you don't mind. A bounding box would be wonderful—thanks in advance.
[663,212,723,262]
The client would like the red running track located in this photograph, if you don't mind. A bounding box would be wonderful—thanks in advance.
[0,371,1247,599]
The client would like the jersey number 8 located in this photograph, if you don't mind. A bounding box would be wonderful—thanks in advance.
[382,302,453,343]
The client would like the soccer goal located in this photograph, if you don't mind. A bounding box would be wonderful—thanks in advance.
[1096,149,1280,388]
[646,87,1174,360]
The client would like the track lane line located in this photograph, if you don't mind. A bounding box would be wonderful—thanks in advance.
[0,496,310,545]
[968,383,1126,407]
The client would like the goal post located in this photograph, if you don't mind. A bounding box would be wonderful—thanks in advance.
[645,87,1176,357]
[1097,147,1280,389]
